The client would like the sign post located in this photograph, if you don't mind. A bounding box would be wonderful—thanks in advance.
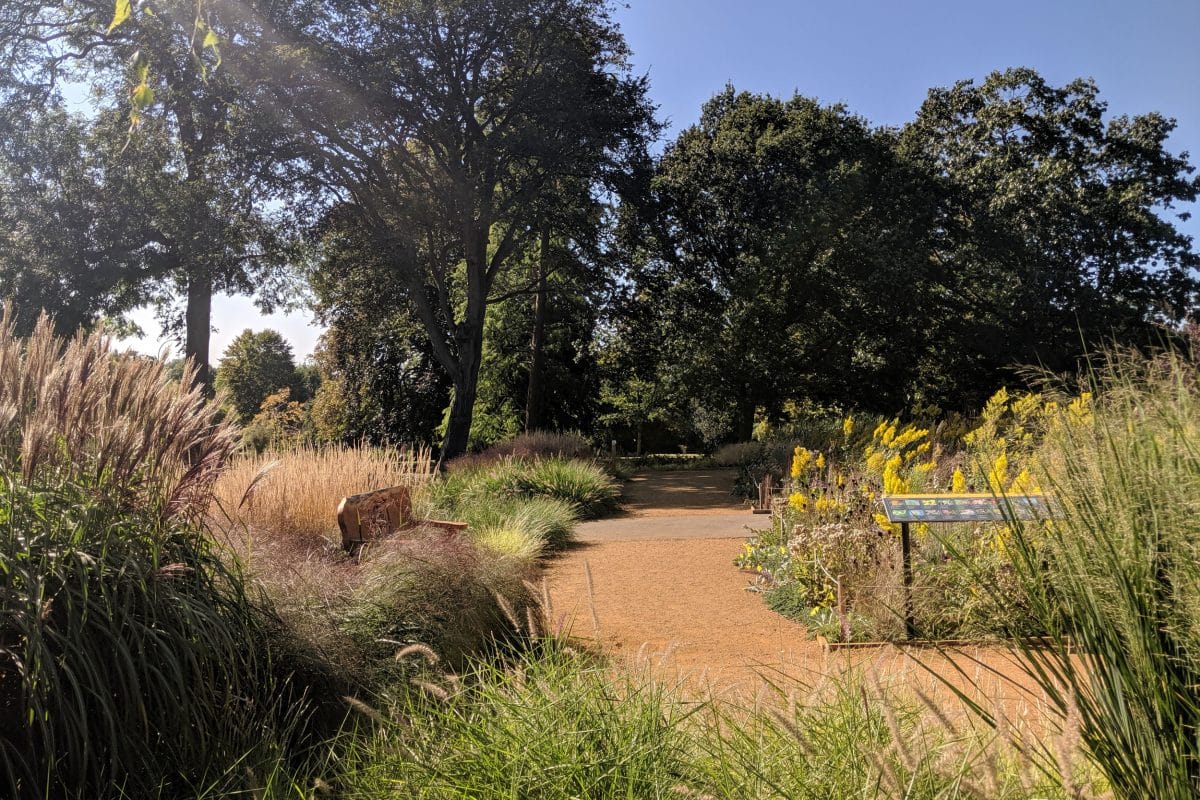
[880,493,1056,640]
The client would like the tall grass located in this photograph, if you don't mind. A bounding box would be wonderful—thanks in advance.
[338,642,1061,799]
[955,349,1200,798]
[0,305,237,518]
[0,311,299,799]
[214,443,435,552]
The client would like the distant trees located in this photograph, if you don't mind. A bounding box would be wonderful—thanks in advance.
[214,329,303,423]
[613,88,941,441]
[308,211,452,447]
[2,0,1197,458]
[606,72,1199,446]
[900,68,1200,404]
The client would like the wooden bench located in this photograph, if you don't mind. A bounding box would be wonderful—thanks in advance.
[337,485,468,551]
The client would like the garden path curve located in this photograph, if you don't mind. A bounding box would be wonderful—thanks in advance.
[544,469,1041,711]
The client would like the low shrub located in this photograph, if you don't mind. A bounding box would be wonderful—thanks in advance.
[344,533,539,675]
[433,456,619,523]
[479,431,594,461]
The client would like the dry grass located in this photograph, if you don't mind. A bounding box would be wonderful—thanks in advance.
[0,303,236,519]
[213,443,435,554]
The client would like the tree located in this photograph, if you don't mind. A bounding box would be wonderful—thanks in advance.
[899,68,1200,403]
[626,88,940,438]
[309,209,452,446]
[0,104,155,335]
[214,329,300,423]
[471,238,605,448]
[0,0,293,387]
[244,0,656,460]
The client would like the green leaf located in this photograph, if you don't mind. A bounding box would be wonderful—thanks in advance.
[107,0,132,33]
[202,28,219,50]
[131,82,155,109]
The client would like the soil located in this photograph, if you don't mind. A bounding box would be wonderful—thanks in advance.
[544,469,1046,718]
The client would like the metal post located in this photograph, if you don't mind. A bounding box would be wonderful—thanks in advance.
[901,521,915,640]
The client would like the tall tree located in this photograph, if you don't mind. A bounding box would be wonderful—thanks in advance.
[900,67,1200,402]
[472,234,605,447]
[214,329,300,423]
[627,88,940,439]
[309,208,452,446]
[0,0,292,386]
[0,104,159,334]
[244,0,656,460]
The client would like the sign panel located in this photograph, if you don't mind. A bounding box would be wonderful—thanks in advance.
[880,493,1055,523]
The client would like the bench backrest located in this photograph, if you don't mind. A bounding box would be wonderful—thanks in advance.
[338,485,414,549]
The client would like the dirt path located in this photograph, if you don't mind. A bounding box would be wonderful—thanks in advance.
[615,469,749,517]
[545,470,1041,712]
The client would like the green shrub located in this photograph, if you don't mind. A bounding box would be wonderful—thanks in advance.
[477,431,593,461]
[433,456,618,523]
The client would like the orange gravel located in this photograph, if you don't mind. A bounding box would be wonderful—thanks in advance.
[543,470,1049,719]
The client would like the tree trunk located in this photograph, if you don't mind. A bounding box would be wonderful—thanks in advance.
[524,229,550,432]
[735,400,756,442]
[439,229,489,465]
[185,271,213,391]
[440,367,480,465]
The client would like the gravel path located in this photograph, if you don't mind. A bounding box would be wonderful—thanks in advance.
[545,469,1040,709]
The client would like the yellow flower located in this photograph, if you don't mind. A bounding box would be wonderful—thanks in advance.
[951,468,967,493]
[882,425,897,446]
[1067,392,1094,427]
[843,416,855,438]
[1008,468,1039,495]
[883,455,908,494]
[987,452,1008,493]
[914,460,936,474]
[791,447,813,479]
[866,451,886,473]
[788,492,809,512]
[891,426,929,450]
[815,452,826,469]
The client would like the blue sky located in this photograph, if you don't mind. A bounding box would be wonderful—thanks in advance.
[120,0,1200,362]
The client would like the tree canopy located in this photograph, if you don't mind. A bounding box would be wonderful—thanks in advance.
[237,0,657,459]
[1,0,1197,456]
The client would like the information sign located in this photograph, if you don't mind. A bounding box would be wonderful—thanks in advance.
[881,493,1055,524]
